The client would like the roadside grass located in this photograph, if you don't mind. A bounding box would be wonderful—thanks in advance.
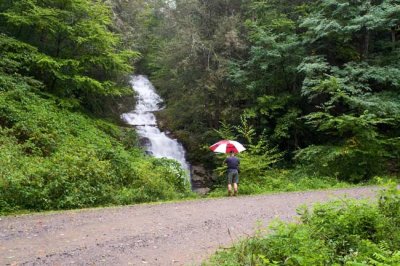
[0,191,199,218]
[205,169,399,198]
[2,166,397,217]
[203,183,400,266]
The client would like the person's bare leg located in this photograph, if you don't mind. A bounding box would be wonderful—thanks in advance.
[228,184,232,196]
[233,183,238,195]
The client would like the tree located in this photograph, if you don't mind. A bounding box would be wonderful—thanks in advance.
[0,0,139,111]
[295,0,400,180]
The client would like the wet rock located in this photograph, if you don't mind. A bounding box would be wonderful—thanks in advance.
[190,164,213,194]
[191,165,209,182]
[139,137,151,147]
[156,102,165,109]
[192,187,210,195]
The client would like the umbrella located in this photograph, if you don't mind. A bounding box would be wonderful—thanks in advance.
[209,140,246,154]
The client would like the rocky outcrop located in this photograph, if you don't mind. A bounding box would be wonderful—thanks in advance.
[139,137,151,148]
[190,164,214,195]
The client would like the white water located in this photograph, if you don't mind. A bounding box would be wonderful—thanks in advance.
[121,75,189,170]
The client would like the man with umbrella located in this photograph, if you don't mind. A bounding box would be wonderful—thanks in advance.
[210,140,245,196]
[224,151,240,196]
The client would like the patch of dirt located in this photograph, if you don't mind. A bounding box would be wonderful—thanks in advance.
[0,187,379,265]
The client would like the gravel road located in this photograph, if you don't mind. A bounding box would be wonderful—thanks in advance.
[0,187,380,266]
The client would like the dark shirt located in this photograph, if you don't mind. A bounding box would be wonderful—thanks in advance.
[225,156,240,170]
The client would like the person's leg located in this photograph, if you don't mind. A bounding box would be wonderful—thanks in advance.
[228,184,232,196]
[227,171,233,196]
[233,171,239,195]
[233,183,238,195]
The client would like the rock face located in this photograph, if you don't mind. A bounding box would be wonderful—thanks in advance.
[139,137,151,148]
[190,164,213,195]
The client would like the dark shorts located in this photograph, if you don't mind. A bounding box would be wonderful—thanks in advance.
[227,169,239,184]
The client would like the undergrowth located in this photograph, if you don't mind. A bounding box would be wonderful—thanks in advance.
[0,74,193,215]
[206,169,355,198]
[205,183,400,265]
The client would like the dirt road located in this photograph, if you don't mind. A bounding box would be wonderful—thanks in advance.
[0,187,379,265]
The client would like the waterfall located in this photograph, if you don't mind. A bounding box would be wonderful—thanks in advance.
[121,75,189,170]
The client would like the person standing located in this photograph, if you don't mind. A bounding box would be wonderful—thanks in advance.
[224,151,240,196]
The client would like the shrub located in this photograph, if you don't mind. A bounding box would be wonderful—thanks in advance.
[205,184,400,265]
[207,168,349,197]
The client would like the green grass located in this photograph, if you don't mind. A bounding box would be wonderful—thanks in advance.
[204,183,400,266]
[207,169,361,198]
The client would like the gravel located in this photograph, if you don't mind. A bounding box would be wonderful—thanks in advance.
[0,186,380,265]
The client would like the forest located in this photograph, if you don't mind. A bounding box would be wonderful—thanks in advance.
[1,0,399,264]
[131,0,400,182]
[1,0,399,213]
[122,0,400,192]
[0,0,191,214]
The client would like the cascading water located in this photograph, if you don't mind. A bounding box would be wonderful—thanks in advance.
[121,75,189,170]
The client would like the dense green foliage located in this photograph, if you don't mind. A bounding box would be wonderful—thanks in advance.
[0,77,190,214]
[1,0,399,213]
[208,117,351,196]
[205,184,400,265]
[0,0,139,114]
[0,0,191,214]
[128,0,400,183]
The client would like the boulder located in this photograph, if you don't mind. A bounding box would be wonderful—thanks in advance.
[191,165,209,182]
[139,137,151,147]
[190,164,213,194]
[192,187,210,195]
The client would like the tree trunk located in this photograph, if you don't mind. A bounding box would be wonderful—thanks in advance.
[55,34,62,57]
[363,29,370,60]
[294,128,299,149]
[392,27,396,51]
[50,77,57,92]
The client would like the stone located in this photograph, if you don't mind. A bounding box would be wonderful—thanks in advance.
[191,165,208,182]
[190,164,213,194]
[192,187,210,195]
[139,137,151,147]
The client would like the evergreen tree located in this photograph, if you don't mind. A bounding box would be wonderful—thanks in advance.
[0,0,139,111]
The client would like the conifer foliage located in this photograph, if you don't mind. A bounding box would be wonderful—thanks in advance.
[1,0,138,110]
[0,0,190,214]
[136,0,400,181]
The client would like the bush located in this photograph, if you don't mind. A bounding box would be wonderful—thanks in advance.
[205,184,400,265]
[294,144,388,183]
[208,117,350,196]
[207,168,349,197]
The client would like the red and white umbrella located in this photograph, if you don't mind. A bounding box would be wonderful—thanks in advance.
[209,140,246,154]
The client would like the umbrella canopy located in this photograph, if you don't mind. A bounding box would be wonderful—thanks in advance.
[209,140,246,154]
